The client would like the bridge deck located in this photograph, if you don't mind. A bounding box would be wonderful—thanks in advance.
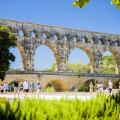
[7,71,120,78]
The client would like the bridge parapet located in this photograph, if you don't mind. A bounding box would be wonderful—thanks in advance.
[6,71,120,78]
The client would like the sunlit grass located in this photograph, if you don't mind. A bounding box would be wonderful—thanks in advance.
[0,92,120,120]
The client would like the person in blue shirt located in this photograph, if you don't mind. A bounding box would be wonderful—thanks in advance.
[8,84,11,92]
[37,82,42,93]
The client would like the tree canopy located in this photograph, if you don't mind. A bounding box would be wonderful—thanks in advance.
[73,0,120,10]
[101,55,117,74]
[0,26,17,81]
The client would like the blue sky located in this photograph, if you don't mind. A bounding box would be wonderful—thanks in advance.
[0,0,119,70]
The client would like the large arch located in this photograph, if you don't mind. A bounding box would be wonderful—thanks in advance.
[34,44,60,71]
[9,47,24,71]
[81,79,100,92]
[44,79,69,92]
[16,43,27,70]
[68,47,93,73]
[101,50,118,74]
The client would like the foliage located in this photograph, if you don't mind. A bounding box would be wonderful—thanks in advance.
[43,55,116,74]
[112,0,120,9]
[68,62,91,73]
[0,92,120,120]
[79,84,89,92]
[102,56,117,74]
[45,86,55,92]
[43,63,57,72]
[73,0,90,8]
[73,0,120,10]
[0,26,17,81]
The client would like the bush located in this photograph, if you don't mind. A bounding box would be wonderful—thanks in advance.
[79,84,89,92]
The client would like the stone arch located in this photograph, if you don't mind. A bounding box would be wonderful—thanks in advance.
[16,43,27,70]
[92,36,102,45]
[30,31,36,38]
[84,79,99,85]
[72,36,77,43]
[83,78,100,91]
[63,36,67,43]
[34,43,61,71]
[45,79,69,92]
[42,31,51,39]
[69,47,94,73]
[83,36,89,43]
[17,29,25,37]
[19,30,24,37]
[53,34,58,40]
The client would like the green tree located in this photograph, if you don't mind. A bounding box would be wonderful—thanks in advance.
[68,62,91,73]
[73,0,120,10]
[0,26,17,81]
[43,62,57,72]
[102,55,117,74]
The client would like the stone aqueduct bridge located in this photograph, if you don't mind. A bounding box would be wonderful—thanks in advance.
[1,19,120,91]
[0,19,120,73]
[5,71,120,91]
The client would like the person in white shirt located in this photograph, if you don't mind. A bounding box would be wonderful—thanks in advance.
[97,82,103,93]
[89,82,93,92]
[4,82,8,93]
[23,80,29,92]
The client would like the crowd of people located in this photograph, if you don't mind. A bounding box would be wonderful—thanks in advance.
[0,79,42,94]
[89,80,118,95]
[0,79,120,95]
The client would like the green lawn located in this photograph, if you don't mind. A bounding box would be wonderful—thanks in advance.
[0,92,120,120]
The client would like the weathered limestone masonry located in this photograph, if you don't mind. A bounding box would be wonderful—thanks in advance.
[5,72,120,91]
[0,19,120,73]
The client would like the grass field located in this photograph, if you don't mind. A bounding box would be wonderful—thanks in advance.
[0,92,120,120]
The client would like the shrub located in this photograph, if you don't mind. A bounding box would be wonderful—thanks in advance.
[79,84,89,92]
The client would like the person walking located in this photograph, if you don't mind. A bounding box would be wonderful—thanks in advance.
[97,82,103,94]
[23,80,29,93]
[23,80,29,98]
[30,81,35,93]
[108,80,113,95]
[3,82,8,93]
[37,82,42,93]
[89,82,93,92]
[13,79,19,93]
[7,83,11,92]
